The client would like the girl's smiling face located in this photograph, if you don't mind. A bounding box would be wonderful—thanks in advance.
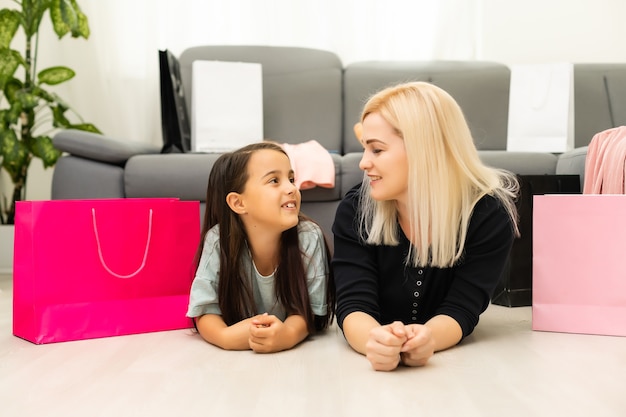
[236,149,301,233]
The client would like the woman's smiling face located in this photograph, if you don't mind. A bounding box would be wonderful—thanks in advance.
[359,112,409,203]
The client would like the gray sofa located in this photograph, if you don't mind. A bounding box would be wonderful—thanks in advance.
[51,46,626,240]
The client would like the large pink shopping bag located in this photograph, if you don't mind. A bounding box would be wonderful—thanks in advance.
[13,198,200,344]
[532,195,626,336]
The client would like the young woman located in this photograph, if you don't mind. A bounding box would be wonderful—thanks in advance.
[332,82,519,371]
[187,142,335,353]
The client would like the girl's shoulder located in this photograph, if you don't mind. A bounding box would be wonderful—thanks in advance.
[297,219,327,256]
[297,219,324,237]
[204,224,221,246]
[297,219,327,248]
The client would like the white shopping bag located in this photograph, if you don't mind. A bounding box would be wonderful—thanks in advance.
[506,63,574,153]
[191,61,263,152]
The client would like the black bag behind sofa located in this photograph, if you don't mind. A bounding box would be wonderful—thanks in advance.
[159,49,191,153]
[492,174,581,307]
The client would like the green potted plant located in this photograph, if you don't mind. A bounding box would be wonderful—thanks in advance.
[0,0,100,225]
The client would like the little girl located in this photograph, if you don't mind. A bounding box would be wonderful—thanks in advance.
[187,142,335,352]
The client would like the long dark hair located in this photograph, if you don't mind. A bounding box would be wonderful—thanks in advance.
[194,142,335,333]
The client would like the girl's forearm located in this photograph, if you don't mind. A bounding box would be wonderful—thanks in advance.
[196,314,254,350]
[281,315,309,349]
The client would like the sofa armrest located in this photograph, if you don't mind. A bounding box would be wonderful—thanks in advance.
[52,129,161,166]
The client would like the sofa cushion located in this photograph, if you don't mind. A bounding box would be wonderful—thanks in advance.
[574,64,626,148]
[340,153,365,197]
[53,130,160,166]
[299,153,343,202]
[124,152,342,203]
[125,154,218,200]
[52,155,126,199]
[342,61,511,154]
[556,146,588,189]
[478,151,558,175]
[179,45,344,153]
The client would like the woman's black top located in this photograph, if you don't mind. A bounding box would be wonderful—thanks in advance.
[331,184,515,338]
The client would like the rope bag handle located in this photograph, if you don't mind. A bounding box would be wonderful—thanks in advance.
[91,208,153,279]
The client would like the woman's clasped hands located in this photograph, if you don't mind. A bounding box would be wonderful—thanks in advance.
[366,321,435,371]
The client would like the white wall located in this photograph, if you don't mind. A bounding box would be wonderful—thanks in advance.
[2,0,626,203]
[479,0,626,64]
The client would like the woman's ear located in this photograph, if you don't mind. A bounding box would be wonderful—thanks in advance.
[226,192,247,215]
[354,122,363,140]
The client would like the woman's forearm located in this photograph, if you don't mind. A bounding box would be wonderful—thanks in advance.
[424,314,463,351]
[341,311,381,354]
[343,313,462,355]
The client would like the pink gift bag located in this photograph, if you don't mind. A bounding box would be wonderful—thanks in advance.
[532,195,626,336]
[13,198,200,344]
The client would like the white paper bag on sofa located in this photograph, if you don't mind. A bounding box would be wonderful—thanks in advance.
[191,60,263,152]
[506,62,574,153]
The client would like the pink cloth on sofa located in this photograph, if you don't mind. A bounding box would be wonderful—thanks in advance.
[584,126,626,194]
[281,140,335,190]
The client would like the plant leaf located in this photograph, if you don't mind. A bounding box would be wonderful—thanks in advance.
[0,9,21,49]
[50,0,90,39]
[32,85,55,102]
[30,135,61,167]
[21,0,50,38]
[4,96,22,124]
[0,129,29,182]
[0,110,8,131]
[69,123,101,134]
[38,66,75,85]
[74,1,90,39]
[16,89,41,110]
[0,48,22,91]
[3,77,23,102]
[51,104,71,127]
[0,111,10,137]
[50,0,72,38]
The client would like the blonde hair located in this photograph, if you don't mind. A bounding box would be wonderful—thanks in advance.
[358,81,519,268]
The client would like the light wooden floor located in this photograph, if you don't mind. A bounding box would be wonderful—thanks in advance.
[1,272,626,417]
